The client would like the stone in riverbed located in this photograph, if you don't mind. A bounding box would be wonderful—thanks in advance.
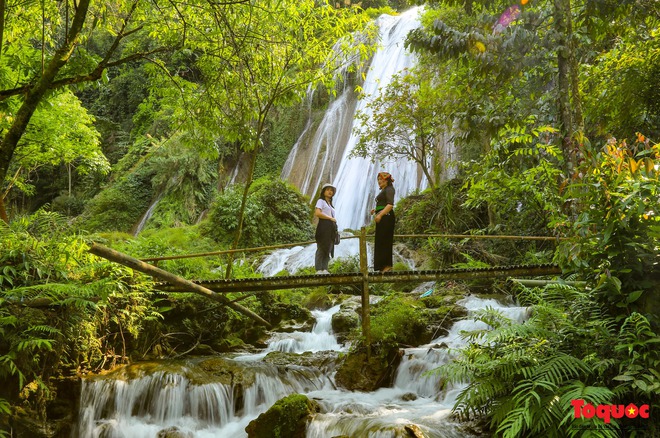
[245,393,320,438]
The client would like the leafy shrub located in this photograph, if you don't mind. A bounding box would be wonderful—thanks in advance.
[396,179,482,237]
[0,211,161,422]
[554,135,660,315]
[203,177,314,247]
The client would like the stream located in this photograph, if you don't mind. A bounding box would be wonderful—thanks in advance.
[74,296,528,437]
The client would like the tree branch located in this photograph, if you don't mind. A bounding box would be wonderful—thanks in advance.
[0,46,170,101]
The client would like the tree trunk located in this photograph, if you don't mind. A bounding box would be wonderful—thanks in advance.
[554,0,576,174]
[0,0,5,61]
[0,0,91,206]
[224,149,258,279]
[0,195,7,223]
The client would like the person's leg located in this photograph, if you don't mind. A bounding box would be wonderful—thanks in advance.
[374,221,385,271]
[315,243,330,271]
[379,214,395,270]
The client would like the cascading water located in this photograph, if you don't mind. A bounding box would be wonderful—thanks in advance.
[260,7,428,275]
[133,192,164,236]
[74,306,344,437]
[282,7,428,231]
[262,305,345,354]
[75,296,528,437]
[304,296,529,437]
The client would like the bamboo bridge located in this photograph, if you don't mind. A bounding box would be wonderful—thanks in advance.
[153,264,562,294]
[89,228,567,350]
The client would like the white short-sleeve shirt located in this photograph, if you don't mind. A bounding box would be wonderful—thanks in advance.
[315,199,335,218]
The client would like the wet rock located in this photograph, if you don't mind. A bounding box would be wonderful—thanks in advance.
[266,303,315,327]
[404,424,427,437]
[157,426,193,438]
[262,350,341,372]
[400,392,418,401]
[196,357,256,387]
[331,297,361,343]
[245,393,320,438]
[334,345,402,391]
[277,318,315,333]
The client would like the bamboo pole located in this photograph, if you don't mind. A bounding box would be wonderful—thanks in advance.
[359,226,371,359]
[393,234,567,241]
[139,234,561,263]
[88,243,271,328]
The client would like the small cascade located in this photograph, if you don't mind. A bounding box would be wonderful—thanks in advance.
[75,306,343,437]
[393,296,529,401]
[76,362,335,438]
[263,305,345,354]
[75,292,528,436]
[133,192,164,236]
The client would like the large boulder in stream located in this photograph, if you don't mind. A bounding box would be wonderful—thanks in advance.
[245,393,320,438]
[331,296,361,343]
[334,344,402,391]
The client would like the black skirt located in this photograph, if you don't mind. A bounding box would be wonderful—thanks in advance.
[374,212,395,271]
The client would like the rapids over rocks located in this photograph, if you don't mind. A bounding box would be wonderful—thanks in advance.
[75,296,528,437]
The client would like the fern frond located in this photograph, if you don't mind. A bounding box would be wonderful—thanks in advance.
[25,325,62,336]
[533,353,590,385]
[496,406,530,438]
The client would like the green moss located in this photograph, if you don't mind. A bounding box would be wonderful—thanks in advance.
[245,393,319,438]
[369,294,428,347]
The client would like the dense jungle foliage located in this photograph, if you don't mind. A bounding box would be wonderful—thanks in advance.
[0,0,659,437]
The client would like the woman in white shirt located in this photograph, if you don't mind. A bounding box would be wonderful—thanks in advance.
[314,183,337,274]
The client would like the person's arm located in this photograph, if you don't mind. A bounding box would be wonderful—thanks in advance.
[315,205,336,222]
[375,204,392,223]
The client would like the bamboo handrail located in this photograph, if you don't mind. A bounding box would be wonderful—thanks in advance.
[140,233,565,262]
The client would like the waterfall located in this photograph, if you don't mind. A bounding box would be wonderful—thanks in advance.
[75,296,528,437]
[133,192,164,236]
[392,296,529,402]
[74,306,343,437]
[305,297,529,437]
[262,305,345,354]
[282,7,428,230]
[257,236,365,276]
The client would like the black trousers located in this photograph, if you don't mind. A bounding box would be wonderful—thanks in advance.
[374,212,395,271]
[315,219,335,270]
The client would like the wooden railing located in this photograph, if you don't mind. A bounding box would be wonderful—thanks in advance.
[90,228,567,357]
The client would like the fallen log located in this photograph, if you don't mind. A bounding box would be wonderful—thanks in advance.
[88,242,271,328]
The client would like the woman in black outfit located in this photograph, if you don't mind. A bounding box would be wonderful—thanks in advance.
[371,172,395,272]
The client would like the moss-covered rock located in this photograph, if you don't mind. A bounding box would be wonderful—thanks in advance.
[196,357,256,387]
[245,393,320,438]
[334,344,402,391]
